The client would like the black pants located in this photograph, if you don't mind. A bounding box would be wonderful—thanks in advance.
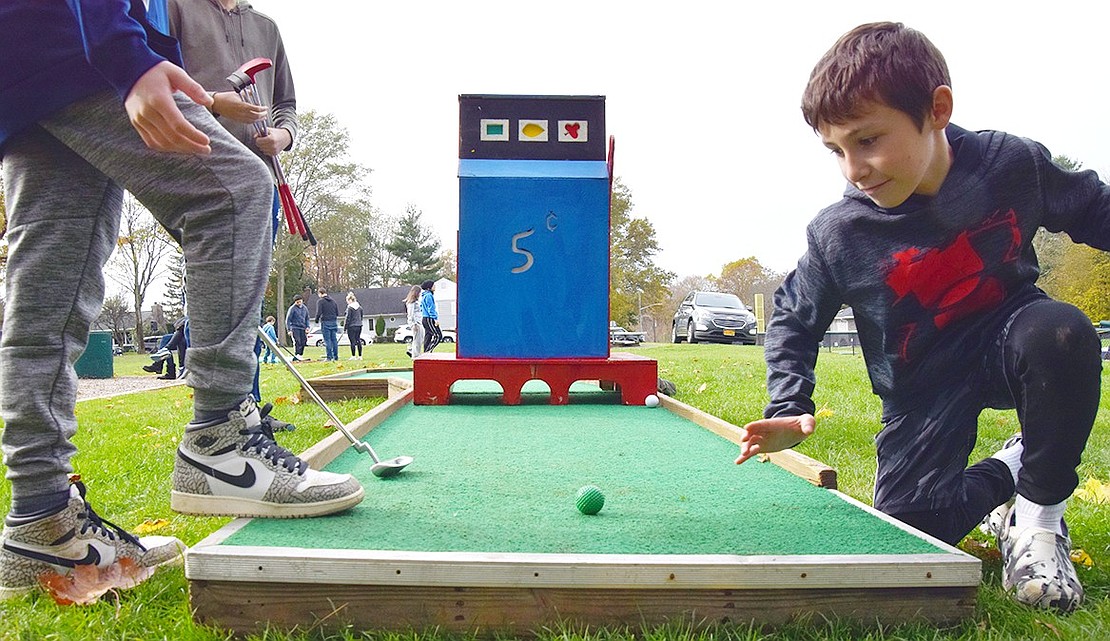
[347,326,363,356]
[422,317,442,353]
[292,328,307,356]
[879,299,1101,545]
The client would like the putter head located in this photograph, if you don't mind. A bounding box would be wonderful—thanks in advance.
[370,456,413,478]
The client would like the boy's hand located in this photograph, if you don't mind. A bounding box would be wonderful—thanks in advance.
[210,91,268,125]
[735,414,815,465]
[124,62,212,154]
[255,127,292,156]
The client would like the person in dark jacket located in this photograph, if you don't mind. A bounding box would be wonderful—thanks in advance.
[285,294,309,361]
[343,291,364,360]
[736,22,1108,614]
[315,287,340,361]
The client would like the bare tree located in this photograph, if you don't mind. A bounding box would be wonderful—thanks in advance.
[108,194,173,352]
[98,294,132,348]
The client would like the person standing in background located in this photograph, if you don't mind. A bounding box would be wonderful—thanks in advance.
[344,292,363,360]
[315,287,339,362]
[420,280,442,354]
[285,294,308,361]
[404,285,423,359]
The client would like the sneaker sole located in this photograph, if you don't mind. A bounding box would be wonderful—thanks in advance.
[170,487,365,519]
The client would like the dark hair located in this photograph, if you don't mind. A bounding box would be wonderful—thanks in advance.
[293,294,303,302]
[801,22,950,132]
[421,280,434,290]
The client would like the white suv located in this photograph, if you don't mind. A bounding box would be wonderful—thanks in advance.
[394,326,456,344]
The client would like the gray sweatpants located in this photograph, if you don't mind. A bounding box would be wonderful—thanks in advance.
[1,91,273,502]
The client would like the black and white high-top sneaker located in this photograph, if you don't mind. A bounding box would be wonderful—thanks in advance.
[0,481,184,600]
[172,398,364,518]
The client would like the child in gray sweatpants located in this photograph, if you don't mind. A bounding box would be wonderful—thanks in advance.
[0,1,362,602]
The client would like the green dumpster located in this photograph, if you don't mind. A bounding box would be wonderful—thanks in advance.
[75,330,114,379]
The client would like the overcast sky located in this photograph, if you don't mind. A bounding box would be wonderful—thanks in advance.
[256,1,1110,280]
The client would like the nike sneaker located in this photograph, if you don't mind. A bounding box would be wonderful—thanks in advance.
[0,480,184,601]
[171,398,364,518]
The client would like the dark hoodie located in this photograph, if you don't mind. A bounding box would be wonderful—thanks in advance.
[167,0,297,164]
[764,124,1110,419]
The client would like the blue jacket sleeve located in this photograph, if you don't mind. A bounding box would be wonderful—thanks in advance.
[65,0,168,98]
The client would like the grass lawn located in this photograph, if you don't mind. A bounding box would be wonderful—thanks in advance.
[1,341,1108,640]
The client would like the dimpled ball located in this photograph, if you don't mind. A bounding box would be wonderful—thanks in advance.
[576,485,605,515]
[645,394,660,407]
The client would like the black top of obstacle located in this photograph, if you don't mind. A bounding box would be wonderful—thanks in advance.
[459,94,606,161]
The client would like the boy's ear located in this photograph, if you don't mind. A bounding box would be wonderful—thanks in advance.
[929,86,954,130]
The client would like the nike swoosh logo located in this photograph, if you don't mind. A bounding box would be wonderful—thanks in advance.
[177,450,258,488]
[2,540,101,568]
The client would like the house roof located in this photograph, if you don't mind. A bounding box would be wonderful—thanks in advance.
[303,287,409,316]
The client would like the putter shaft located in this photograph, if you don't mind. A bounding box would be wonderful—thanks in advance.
[256,327,383,463]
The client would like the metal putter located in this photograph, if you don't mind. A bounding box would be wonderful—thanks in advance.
[226,57,316,245]
[256,328,412,477]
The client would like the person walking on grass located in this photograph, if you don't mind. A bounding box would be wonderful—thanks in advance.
[420,280,442,354]
[344,292,363,360]
[0,0,363,602]
[736,22,1109,614]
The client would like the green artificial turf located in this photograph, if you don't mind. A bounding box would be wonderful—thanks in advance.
[225,401,940,557]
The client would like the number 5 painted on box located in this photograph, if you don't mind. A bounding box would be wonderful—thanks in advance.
[510,228,535,274]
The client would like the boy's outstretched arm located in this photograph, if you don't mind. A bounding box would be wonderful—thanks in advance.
[735,414,815,465]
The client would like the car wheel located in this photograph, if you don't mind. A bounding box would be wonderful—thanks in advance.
[403,337,413,344]
[315,340,324,347]
[443,335,455,343]
[359,339,366,346]
[687,322,698,344]
[671,323,683,343]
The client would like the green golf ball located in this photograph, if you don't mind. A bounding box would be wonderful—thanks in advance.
[576,485,605,515]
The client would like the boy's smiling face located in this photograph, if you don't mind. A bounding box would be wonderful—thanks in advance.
[818,87,953,208]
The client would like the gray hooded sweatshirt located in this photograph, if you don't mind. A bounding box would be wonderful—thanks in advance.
[167,0,298,166]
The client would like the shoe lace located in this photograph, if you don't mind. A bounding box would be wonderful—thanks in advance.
[71,481,145,550]
[239,424,308,474]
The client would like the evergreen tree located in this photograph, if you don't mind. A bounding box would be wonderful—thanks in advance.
[386,205,441,285]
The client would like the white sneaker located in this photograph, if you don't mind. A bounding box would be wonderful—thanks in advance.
[1,482,184,601]
[998,505,1084,612]
[171,399,364,518]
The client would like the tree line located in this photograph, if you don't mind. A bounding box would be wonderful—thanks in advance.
[0,122,1104,349]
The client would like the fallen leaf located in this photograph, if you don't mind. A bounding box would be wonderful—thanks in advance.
[1074,478,1110,504]
[1070,549,1094,568]
[39,558,154,606]
[322,419,337,429]
[134,518,170,535]
[696,383,707,394]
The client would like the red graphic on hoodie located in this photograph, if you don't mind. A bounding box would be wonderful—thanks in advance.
[885,209,1022,361]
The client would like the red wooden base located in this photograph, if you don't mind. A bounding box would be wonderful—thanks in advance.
[412,352,658,406]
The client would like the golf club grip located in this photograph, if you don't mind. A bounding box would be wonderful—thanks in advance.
[254,327,379,460]
[279,183,308,239]
[276,184,297,235]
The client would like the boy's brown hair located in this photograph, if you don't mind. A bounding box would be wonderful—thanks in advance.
[801,22,950,132]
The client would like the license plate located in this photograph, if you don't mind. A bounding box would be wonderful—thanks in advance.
[723,329,735,336]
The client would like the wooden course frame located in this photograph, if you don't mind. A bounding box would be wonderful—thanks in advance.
[186,385,981,635]
[300,367,413,402]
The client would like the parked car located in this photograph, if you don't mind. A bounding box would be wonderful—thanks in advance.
[306,324,373,347]
[609,325,645,346]
[672,291,757,345]
[394,325,456,344]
